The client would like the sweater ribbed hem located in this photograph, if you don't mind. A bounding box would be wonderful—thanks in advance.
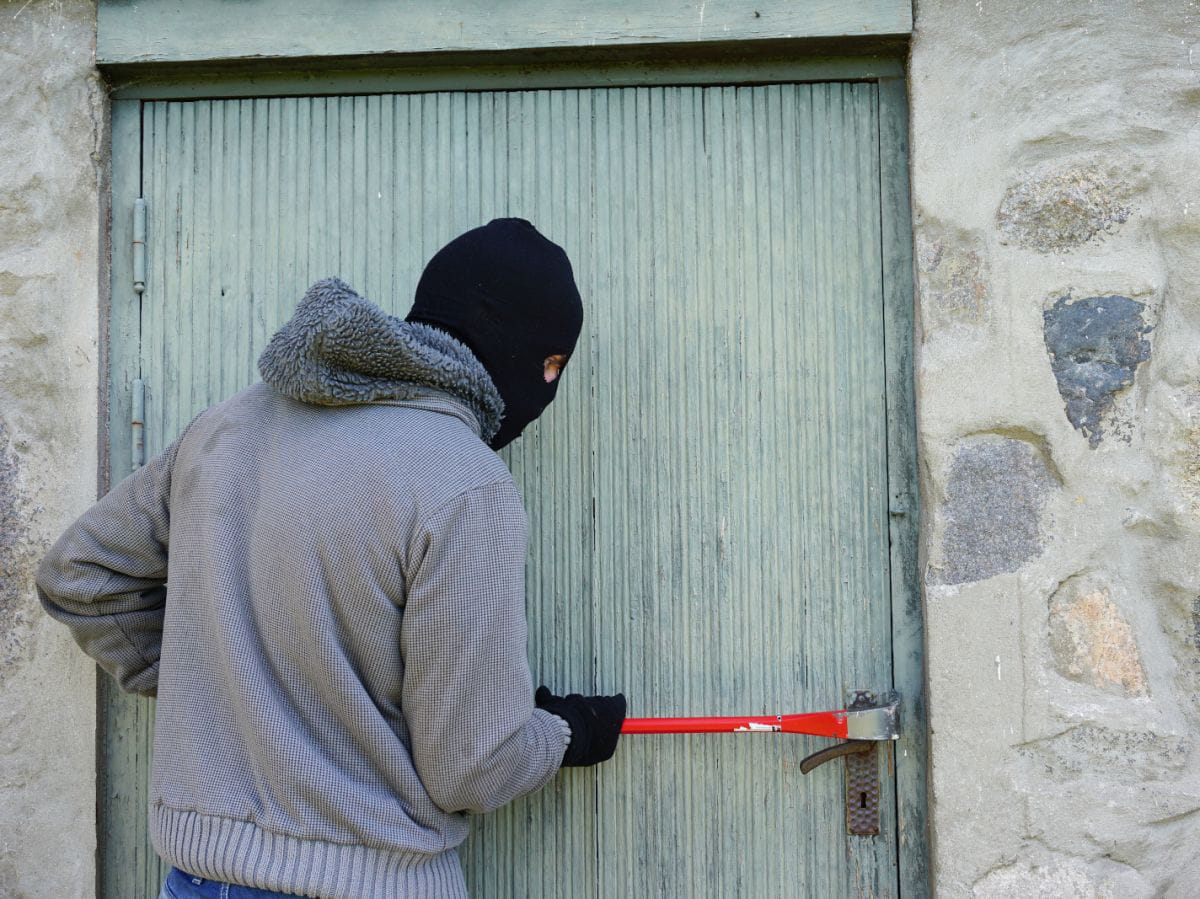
[151,803,466,899]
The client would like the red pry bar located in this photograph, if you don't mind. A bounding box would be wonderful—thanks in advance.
[621,709,848,738]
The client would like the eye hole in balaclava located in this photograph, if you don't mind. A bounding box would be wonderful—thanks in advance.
[544,354,569,383]
[405,218,584,450]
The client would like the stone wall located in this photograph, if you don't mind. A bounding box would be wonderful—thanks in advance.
[910,1,1200,895]
[0,1,103,896]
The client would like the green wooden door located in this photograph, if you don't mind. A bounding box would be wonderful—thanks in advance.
[105,78,922,898]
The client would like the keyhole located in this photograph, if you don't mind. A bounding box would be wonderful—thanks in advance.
[859,792,868,809]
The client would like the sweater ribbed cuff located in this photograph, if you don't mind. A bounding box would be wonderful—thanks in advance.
[540,707,572,763]
[529,707,573,779]
[151,803,466,899]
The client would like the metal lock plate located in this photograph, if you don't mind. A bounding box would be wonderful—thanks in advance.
[844,690,881,836]
[845,740,880,836]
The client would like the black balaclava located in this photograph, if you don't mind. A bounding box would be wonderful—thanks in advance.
[406,218,583,450]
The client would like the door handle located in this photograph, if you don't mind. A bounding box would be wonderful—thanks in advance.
[797,738,873,773]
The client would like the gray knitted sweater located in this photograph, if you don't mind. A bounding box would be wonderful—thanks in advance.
[36,278,571,898]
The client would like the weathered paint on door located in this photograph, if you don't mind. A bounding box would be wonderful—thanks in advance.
[105,82,915,897]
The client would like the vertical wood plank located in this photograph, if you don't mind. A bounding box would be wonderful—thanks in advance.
[878,74,930,899]
[581,81,896,898]
[461,82,599,899]
[100,97,156,899]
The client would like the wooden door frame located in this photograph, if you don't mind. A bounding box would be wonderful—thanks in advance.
[103,50,925,898]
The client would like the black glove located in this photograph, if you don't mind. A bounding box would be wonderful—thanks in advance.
[535,686,626,767]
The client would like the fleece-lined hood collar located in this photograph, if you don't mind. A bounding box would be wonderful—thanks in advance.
[257,277,503,442]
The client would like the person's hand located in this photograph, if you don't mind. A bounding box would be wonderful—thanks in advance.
[535,686,626,767]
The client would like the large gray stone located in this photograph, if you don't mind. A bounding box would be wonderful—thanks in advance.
[1048,574,1148,696]
[997,165,1133,253]
[935,435,1057,585]
[1043,294,1153,447]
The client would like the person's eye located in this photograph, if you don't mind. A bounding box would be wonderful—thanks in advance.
[543,354,568,383]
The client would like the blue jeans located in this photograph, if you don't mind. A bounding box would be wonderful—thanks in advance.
[158,866,311,899]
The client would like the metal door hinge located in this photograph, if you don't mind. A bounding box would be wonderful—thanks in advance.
[131,378,145,470]
[133,198,146,295]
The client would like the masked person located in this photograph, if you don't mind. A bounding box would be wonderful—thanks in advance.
[36,218,626,899]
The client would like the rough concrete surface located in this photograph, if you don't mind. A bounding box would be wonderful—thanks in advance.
[911,0,1200,895]
[972,854,1154,899]
[917,226,990,332]
[0,419,38,672]
[0,0,103,896]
